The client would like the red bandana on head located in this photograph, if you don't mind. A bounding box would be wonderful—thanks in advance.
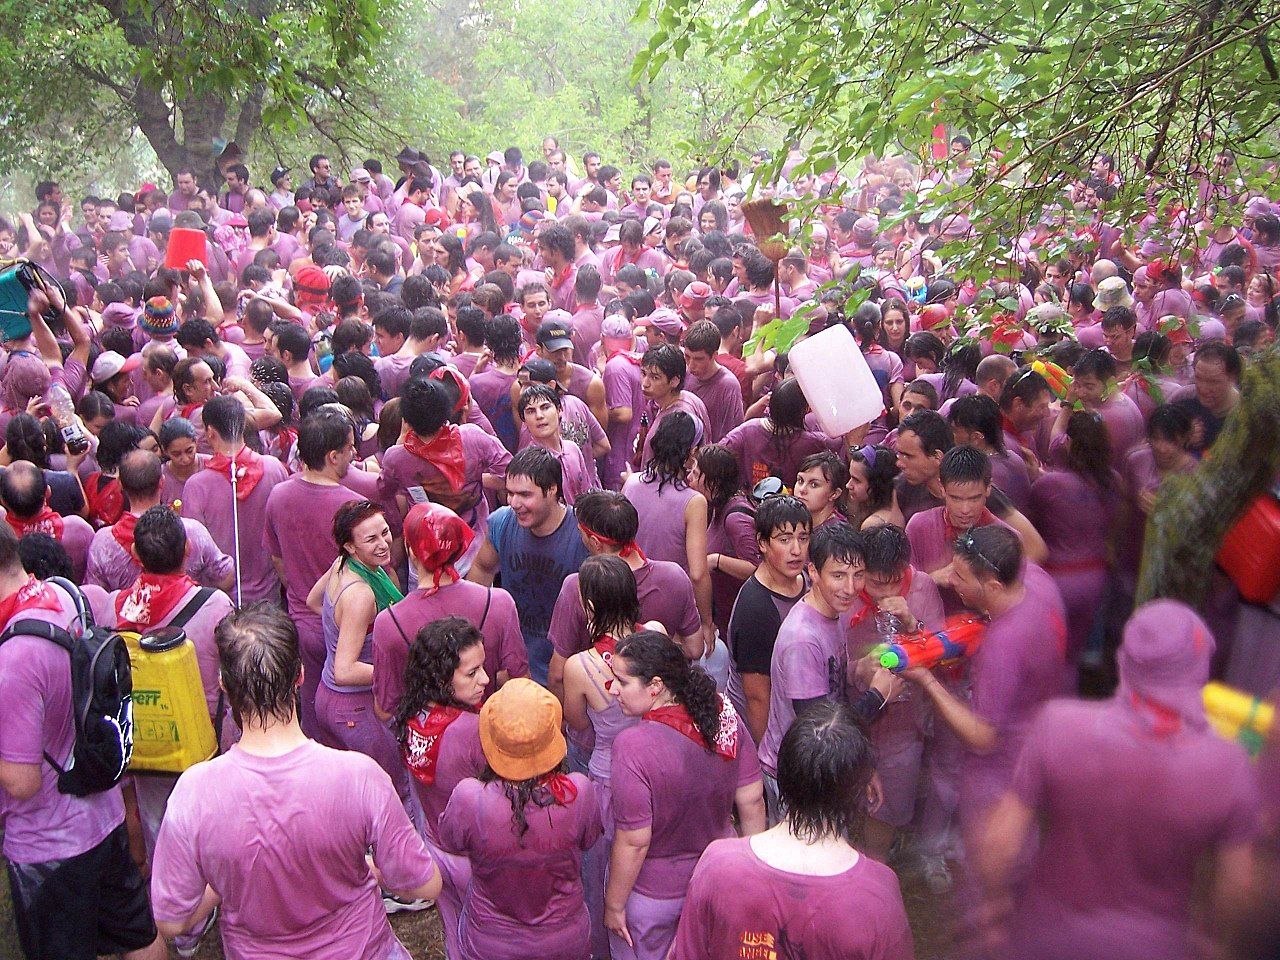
[6,505,64,540]
[206,448,265,501]
[403,426,466,491]
[115,572,197,631]
[404,705,472,786]
[645,694,740,760]
[577,522,647,561]
[0,577,64,628]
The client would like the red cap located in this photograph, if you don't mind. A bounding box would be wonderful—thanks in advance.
[919,303,951,330]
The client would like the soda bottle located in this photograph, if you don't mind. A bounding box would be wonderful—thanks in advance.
[47,382,89,454]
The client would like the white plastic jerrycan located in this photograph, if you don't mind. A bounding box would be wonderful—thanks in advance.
[788,324,885,437]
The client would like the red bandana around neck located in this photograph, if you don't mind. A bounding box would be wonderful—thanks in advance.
[849,566,915,630]
[403,426,466,491]
[0,577,64,628]
[943,508,998,547]
[111,512,141,555]
[539,771,579,805]
[6,505,64,541]
[181,401,203,421]
[404,704,472,786]
[206,448,265,501]
[115,572,197,631]
[645,695,740,760]
[591,625,640,691]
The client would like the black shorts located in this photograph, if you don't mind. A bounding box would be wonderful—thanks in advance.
[6,823,157,960]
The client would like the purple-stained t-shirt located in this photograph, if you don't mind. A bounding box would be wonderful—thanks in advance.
[39,513,95,583]
[571,305,605,367]
[372,581,529,715]
[529,438,593,504]
[1028,469,1113,572]
[722,419,837,489]
[263,477,361,638]
[159,455,210,508]
[375,353,416,401]
[963,564,1067,819]
[990,449,1032,513]
[671,839,915,960]
[439,775,602,960]
[410,711,487,848]
[0,585,125,863]
[289,372,322,404]
[518,392,605,489]
[601,353,644,487]
[686,366,746,443]
[86,515,234,592]
[181,454,289,604]
[905,506,1015,615]
[708,497,761,637]
[375,425,511,536]
[469,367,521,452]
[611,715,760,899]
[641,392,710,466]
[758,599,851,776]
[549,559,702,659]
[622,473,698,568]
[151,740,433,960]
[1007,698,1261,960]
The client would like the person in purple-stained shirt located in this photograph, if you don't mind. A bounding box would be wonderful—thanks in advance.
[977,601,1260,960]
[0,461,96,583]
[605,631,765,960]
[262,412,365,737]
[672,701,915,960]
[1051,348,1145,467]
[389,616,489,960]
[682,320,745,443]
[570,267,605,367]
[545,490,705,701]
[469,313,524,452]
[372,502,528,717]
[902,524,1067,846]
[86,450,234,593]
[150,604,440,960]
[180,396,289,606]
[1030,411,1118,674]
[845,524,945,862]
[637,343,710,468]
[598,316,645,488]
[518,383,593,504]
[722,378,836,489]
[947,393,1033,514]
[439,678,601,960]
[0,525,167,960]
[516,359,606,488]
[538,222,580,312]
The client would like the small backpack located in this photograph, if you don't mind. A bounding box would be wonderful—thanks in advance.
[0,577,134,796]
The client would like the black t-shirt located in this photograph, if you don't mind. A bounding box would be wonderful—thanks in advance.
[894,476,1014,525]
[727,573,805,676]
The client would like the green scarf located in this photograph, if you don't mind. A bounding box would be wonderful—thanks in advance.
[348,559,404,611]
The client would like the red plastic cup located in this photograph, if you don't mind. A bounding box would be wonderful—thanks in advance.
[165,227,208,269]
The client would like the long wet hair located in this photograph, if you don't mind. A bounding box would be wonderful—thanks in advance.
[1065,410,1113,492]
[642,410,696,493]
[579,555,641,642]
[615,630,722,752]
[393,616,485,743]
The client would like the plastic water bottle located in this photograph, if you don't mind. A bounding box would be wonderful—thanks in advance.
[47,382,89,454]
[874,608,910,701]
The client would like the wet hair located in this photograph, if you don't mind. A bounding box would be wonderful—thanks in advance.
[941,340,981,399]
[953,524,1022,586]
[158,417,197,451]
[518,383,561,420]
[203,394,247,444]
[939,444,993,487]
[5,413,49,469]
[575,489,639,544]
[998,366,1051,412]
[332,352,381,401]
[486,314,524,364]
[797,450,849,502]
[215,603,302,728]
[641,411,696,493]
[754,494,812,542]
[1073,348,1118,382]
[640,343,686,389]
[1148,403,1193,443]
[119,449,163,499]
[297,385,338,420]
[902,331,945,368]
[579,555,641,642]
[902,380,938,411]
[616,630,722,750]
[400,376,451,437]
[683,320,720,355]
[693,444,740,523]
[78,390,116,424]
[506,446,562,499]
[808,521,865,573]
[1194,340,1242,379]
[1065,410,1113,491]
[134,504,187,574]
[96,420,152,472]
[330,318,374,357]
[947,394,1005,454]
[272,322,311,364]
[767,377,809,441]
[19,532,72,581]
[899,409,953,456]
[859,522,911,577]
[394,616,486,742]
[332,498,386,558]
[297,409,354,471]
[1101,305,1138,331]
[847,444,898,514]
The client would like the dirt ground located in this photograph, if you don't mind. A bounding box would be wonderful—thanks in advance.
[0,851,953,958]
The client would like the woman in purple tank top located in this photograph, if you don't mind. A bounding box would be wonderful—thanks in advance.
[622,411,708,574]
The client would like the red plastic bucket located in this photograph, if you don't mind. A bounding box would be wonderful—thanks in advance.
[165,227,208,269]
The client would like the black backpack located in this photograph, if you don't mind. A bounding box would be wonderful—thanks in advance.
[0,577,133,796]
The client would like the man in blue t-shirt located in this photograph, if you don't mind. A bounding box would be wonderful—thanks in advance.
[469,447,589,684]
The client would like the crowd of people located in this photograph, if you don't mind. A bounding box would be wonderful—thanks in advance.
[0,133,1277,960]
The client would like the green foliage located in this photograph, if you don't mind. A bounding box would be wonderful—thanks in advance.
[639,0,1280,268]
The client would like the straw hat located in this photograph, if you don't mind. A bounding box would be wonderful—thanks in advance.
[479,679,566,781]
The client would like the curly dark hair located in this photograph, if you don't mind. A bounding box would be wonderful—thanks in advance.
[641,410,695,493]
[616,629,722,752]
[393,616,485,743]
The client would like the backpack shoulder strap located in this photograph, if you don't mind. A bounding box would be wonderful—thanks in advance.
[480,587,492,630]
[166,587,215,632]
[0,618,75,652]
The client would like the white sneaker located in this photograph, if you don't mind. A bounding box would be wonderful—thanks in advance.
[383,894,434,914]
[175,906,218,958]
